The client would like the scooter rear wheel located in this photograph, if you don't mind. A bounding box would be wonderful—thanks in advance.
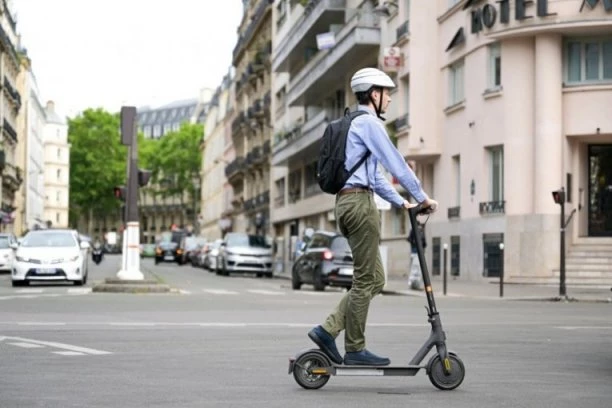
[427,352,465,390]
[293,350,331,390]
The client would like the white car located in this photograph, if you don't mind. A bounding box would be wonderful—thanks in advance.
[0,233,17,272]
[11,229,90,287]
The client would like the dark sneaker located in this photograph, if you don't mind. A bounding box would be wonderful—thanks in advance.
[344,349,391,366]
[308,325,343,365]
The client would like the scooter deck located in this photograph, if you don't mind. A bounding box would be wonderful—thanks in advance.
[289,358,424,377]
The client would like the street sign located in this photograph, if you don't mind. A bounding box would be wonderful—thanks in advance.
[382,47,402,72]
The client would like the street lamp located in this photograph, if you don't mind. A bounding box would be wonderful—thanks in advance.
[191,173,202,236]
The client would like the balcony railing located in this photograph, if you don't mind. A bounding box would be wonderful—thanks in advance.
[274,194,285,208]
[2,119,17,142]
[224,156,245,179]
[394,113,409,132]
[447,206,460,219]
[396,20,409,43]
[232,0,272,64]
[479,201,505,215]
[3,76,21,110]
[263,139,271,155]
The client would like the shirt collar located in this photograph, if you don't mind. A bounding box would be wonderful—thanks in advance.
[357,105,376,116]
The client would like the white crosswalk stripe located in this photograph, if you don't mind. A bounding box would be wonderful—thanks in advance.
[247,289,286,296]
[202,289,240,295]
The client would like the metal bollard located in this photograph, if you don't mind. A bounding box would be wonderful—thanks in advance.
[499,242,505,298]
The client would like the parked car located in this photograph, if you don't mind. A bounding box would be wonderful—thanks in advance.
[154,241,182,265]
[216,233,273,277]
[182,236,206,266]
[11,229,90,287]
[0,233,17,273]
[201,239,223,271]
[292,231,353,291]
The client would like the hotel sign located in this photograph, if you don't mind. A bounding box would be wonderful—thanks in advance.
[580,0,612,11]
[469,0,556,33]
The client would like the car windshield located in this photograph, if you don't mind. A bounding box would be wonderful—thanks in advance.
[184,237,198,250]
[331,236,351,252]
[0,236,10,249]
[159,242,177,250]
[226,234,271,248]
[21,232,77,248]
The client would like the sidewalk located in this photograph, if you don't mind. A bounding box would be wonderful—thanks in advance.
[274,270,612,303]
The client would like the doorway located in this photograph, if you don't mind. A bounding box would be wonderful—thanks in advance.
[588,145,612,237]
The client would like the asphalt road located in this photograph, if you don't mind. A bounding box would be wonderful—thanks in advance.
[0,256,610,408]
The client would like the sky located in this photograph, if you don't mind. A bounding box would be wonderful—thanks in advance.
[13,0,244,118]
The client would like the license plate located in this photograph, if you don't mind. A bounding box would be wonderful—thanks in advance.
[339,268,353,276]
[36,268,55,274]
[164,256,174,261]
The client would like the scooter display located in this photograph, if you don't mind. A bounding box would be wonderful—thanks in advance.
[288,204,465,391]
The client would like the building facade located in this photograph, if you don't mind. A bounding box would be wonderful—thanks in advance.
[200,71,237,240]
[42,101,70,229]
[227,0,274,238]
[0,1,22,232]
[270,0,383,271]
[15,55,46,235]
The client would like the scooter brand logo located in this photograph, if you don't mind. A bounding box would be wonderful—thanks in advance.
[580,0,612,12]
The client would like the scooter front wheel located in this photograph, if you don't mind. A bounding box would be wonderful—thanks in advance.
[427,352,465,390]
[292,350,331,390]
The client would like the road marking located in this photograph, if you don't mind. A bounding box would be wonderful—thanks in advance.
[3,336,111,355]
[67,288,92,294]
[15,289,44,294]
[554,326,612,330]
[203,289,239,295]
[248,289,285,296]
[53,351,86,356]
[17,322,66,326]
[8,342,44,348]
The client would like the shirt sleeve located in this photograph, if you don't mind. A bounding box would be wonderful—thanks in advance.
[359,117,429,203]
[373,167,405,207]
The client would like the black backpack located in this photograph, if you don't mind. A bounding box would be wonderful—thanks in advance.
[317,109,369,194]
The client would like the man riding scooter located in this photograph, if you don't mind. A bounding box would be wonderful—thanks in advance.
[92,238,104,265]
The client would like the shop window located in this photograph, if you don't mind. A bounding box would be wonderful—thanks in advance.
[450,235,460,276]
[488,146,504,202]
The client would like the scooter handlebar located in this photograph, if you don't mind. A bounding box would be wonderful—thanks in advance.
[409,202,436,217]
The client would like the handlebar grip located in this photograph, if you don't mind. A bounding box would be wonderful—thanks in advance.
[409,203,435,216]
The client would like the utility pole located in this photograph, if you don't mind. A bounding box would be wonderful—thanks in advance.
[117,106,143,280]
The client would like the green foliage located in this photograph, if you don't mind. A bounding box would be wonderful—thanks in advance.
[149,123,203,198]
[68,108,127,224]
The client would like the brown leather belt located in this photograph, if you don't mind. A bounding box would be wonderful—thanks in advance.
[338,187,373,196]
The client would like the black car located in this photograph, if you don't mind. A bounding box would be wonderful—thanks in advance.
[292,231,354,291]
[154,241,181,265]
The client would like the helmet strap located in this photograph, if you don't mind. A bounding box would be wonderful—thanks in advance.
[368,87,386,121]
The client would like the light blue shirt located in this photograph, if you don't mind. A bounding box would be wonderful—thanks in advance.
[343,105,428,207]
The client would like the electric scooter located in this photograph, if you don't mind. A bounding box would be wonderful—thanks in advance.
[288,204,465,391]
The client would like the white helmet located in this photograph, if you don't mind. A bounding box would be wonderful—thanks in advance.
[350,68,396,93]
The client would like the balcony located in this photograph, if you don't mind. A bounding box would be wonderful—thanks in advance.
[273,0,346,73]
[447,206,460,219]
[0,25,18,68]
[224,156,246,181]
[2,119,17,143]
[479,201,505,215]
[3,76,21,111]
[1,163,22,191]
[394,113,409,133]
[262,139,271,156]
[272,108,333,166]
[232,0,273,65]
[286,11,381,106]
[395,20,410,44]
[274,194,285,208]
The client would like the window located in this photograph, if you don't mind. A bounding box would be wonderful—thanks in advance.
[276,0,287,29]
[153,125,161,138]
[488,146,504,202]
[57,148,61,159]
[56,213,60,224]
[488,43,501,89]
[143,126,151,138]
[565,38,612,84]
[448,59,465,106]
[56,169,61,180]
[450,236,460,276]
[56,191,60,202]
[452,155,460,206]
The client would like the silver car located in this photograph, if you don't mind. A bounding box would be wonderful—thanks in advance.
[216,233,273,277]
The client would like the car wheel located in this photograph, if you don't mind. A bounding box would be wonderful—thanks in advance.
[292,268,302,290]
[313,268,325,292]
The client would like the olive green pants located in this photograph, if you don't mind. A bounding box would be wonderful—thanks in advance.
[322,192,385,352]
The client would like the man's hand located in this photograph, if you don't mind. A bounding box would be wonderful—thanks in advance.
[402,200,418,210]
[422,198,439,212]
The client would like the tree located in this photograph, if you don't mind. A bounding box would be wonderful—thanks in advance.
[150,123,203,198]
[68,108,127,229]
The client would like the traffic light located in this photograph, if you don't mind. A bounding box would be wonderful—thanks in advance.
[552,189,565,205]
[138,169,152,187]
[114,186,127,202]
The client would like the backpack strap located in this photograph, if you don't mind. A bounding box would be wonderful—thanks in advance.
[345,110,370,176]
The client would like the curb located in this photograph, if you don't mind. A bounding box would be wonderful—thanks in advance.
[91,277,172,294]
